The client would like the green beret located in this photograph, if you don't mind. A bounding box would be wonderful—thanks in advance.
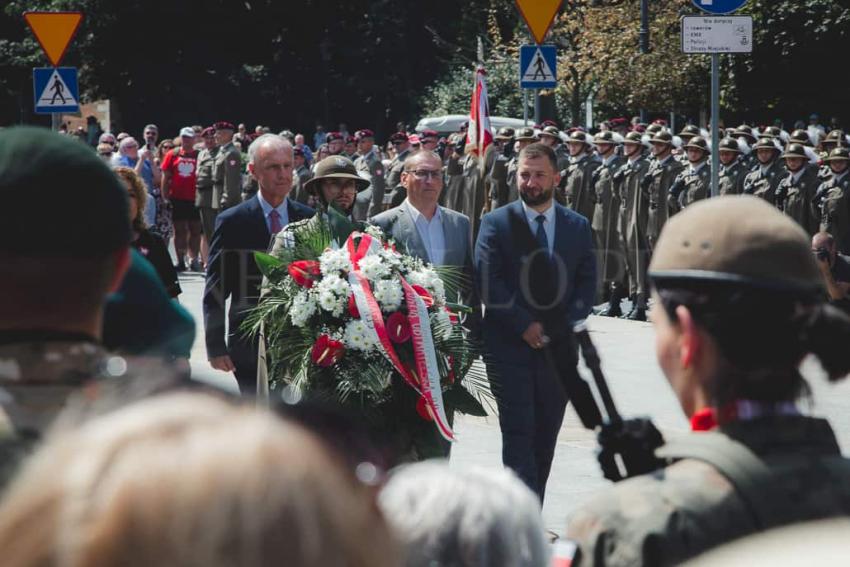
[649,196,823,295]
[0,126,130,257]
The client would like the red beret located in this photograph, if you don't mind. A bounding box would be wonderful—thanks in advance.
[326,131,344,143]
[355,129,375,140]
[213,121,235,131]
[418,129,439,139]
[389,131,409,143]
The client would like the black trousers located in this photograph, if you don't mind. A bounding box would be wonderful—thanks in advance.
[228,333,259,395]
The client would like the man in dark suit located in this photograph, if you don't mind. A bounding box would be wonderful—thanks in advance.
[204,134,313,394]
[475,142,597,502]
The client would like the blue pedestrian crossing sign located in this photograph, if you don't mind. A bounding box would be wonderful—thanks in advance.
[691,0,748,15]
[33,67,79,114]
[519,44,557,89]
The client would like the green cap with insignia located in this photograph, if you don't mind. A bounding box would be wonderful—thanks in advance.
[0,126,130,258]
[649,196,823,295]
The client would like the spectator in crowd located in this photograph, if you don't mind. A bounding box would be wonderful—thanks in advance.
[813,231,850,313]
[234,122,249,147]
[294,132,313,164]
[98,131,116,149]
[0,393,402,567]
[142,123,159,152]
[195,126,219,267]
[313,123,326,150]
[327,132,345,156]
[157,138,175,161]
[115,166,180,298]
[96,142,114,162]
[161,127,202,272]
[379,461,549,567]
[116,136,157,228]
[313,143,330,170]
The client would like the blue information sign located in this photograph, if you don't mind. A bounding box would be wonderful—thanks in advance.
[519,44,557,89]
[691,0,748,15]
[33,67,79,114]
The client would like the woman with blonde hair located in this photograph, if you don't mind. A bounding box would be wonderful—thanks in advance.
[0,393,402,567]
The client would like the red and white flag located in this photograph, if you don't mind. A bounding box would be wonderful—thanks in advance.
[467,65,493,168]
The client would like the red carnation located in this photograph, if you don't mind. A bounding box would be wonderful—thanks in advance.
[416,396,434,422]
[387,311,412,344]
[411,284,434,307]
[445,307,459,325]
[348,294,360,318]
[310,334,345,367]
[288,260,321,288]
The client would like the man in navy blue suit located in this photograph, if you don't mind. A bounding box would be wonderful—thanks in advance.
[475,142,597,502]
[203,134,313,394]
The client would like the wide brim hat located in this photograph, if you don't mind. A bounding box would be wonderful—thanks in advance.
[717,138,742,153]
[824,147,850,162]
[781,143,808,159]
[683,136,710,152]
[515,127,538,142]
[753,137,782,152]
[304,156,369,195]
[650,131,674,145]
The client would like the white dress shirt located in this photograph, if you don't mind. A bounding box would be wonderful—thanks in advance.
[258,193,290,233]
[404,199,446,265]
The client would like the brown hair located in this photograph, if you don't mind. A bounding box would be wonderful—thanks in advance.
[0,393,401,567]
[519,142,558,171]
[114,166,147,232]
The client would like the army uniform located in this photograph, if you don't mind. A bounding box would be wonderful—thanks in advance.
[563,132,601,223]
[195,136,219,245]
[292,163,314,206]
[385,147,411,209]
[743,156,785,204]
[617,134,651,316]
[540,126,569,205]
[716,138,748,196]
[353,148,386,220]
[774,144,821,236]
[442,146,464,212]
[644,132,684,250]
[669,137,711,212]
[819,148,850,254]
[486,128,515,211]
[213,139,243,210]
[460,150,487,234]
[591,146,626,299]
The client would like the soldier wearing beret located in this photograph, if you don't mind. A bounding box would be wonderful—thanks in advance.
[326,131,345,156]
[567,196,850,566]
[195,127,220,263]
[212,121,244,210]
[743,137,786,203]
[353,129,386,220]
[775,143,821,236]
[562,130,601,224]
[818,148,850,255]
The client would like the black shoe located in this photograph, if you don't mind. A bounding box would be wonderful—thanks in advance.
[175,261,187,272]
[598,302,623,317]
[625,307,647,321]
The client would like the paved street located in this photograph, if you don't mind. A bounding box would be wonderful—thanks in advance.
[179,271,850,534]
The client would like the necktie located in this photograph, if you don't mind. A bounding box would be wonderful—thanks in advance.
[269,209,282,234]
[535,214,549,257]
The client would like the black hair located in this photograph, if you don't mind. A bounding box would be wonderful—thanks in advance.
[653,278,850,406]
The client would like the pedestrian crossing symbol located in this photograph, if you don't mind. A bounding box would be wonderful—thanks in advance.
[519,44,557,89]
[33,67,79,114]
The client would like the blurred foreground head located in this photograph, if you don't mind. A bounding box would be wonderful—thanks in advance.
[0,393,401,567]
[379,462,549,567]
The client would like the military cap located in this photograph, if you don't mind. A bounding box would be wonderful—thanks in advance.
[789,129,812,146]
[0,126,130,258]
[214,121,235,131]
[678,125,701,139]
[782,143,808,159]
[717,138,742,153]
[418,129,439,139]
[823,130,846,145]
[304,156,369,195]
[540,119,559,128]
[408,134,421,145]
[345,135,356,144]
[645,123,664,136]
[761,126,783,139]
[632,123,648,133]
[567,130,592,145]
[650,130,674,145]
[389,131,409,143]
[733,124,758,142]
[293,146,305,157]
[623,131,644,145]
[594,131,620,145]
[608,117,628,128]
[540,126,561,139]
[683,136,710,153]
[201,126,216,138]
[326,131,344,143]
[753,137,782,152]
[824,147,850,162]
[649,196,822,295]
[515,127,538,142]
[494,127,515,141]
[354,129,375,140]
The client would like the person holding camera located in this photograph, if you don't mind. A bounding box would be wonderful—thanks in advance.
[812,231,850,313]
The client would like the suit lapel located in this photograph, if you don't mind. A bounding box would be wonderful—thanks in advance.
[395,206,430,263]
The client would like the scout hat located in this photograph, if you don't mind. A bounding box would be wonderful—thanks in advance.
[753,137,782,152]
[717,138,742,153]
[824,147,850,162]
[594,131,620,145]
[515,127,538,142]
[623,131,644,145]
[677,125,701,140]
[645,123,664,137]
[0,126,130,257]
[649,196,822,294]
[789,129,812,147]
[567,130,592,146]
[304,156,369,195]
[495,127,515,141]
[823,130,846,147]
[781,143,808,159]
[540,126,561,140]
[733,124,758,143]
[683,136,710,153]
[650,130,675,145]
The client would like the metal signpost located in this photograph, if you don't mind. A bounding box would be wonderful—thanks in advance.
[514,0,561,126]
[685,0,750,197]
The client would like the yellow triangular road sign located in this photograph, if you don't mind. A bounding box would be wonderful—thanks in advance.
[24,11,84,67]
[515,0,562,44]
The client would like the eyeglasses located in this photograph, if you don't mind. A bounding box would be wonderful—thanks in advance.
[99,152,112,157]
[404,169,441,180]
[163,145,174,150]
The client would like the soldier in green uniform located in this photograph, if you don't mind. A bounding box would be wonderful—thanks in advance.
[567,195,850,566]
[644,130,684,251]
[385,132,412,209]
[818,147,850,254]
[818,130,847,178]
[617,131,651,321]
[674,125,701,165]
[563,130,601,222]
[731,124,759,170]
[487,127,515,211]
[717,138,748,195]
[540,125,570,204]
[592,131,627,316]
[212,121,243,210]
[743,137,785,203]
[352,129,385,220]
[776,143,821,236]
[194,126,219,265]
[668,136,711,213]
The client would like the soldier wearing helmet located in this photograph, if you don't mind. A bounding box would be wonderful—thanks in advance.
[817,147,850,254]
[568,196,850,566]
[562,130,601,223]
[668,136,711,213]
[775,143,820,235]
[616,131,651,321]
[743,137,786,203]
[717,138,747,196]
[644,130,684,251]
